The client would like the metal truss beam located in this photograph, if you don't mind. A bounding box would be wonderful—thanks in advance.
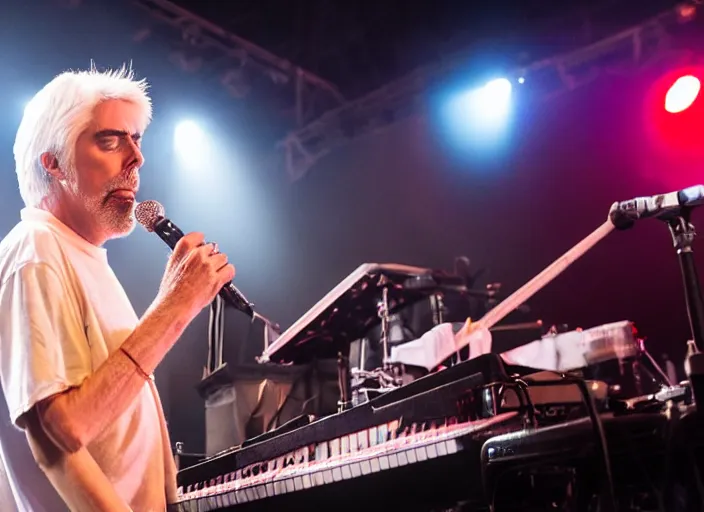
[131,0,345,126]
[279,3,699,182]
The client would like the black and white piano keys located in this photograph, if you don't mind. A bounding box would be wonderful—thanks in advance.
[175,412,518,511]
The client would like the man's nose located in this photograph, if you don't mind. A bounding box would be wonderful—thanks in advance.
[127,138,145,170]
[133,146,145,169]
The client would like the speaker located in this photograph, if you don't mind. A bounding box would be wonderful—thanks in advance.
[200,361,339,455]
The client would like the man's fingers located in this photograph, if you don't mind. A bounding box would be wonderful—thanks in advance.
[173,232,205,260]
[219,264,236,284]
[209,253,229,270]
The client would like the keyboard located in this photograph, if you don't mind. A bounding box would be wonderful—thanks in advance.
[174,354,517,511]
[174,412,518,511]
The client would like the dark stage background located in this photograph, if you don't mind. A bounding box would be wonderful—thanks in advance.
[0,0,702,453]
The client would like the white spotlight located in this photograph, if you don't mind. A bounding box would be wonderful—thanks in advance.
[174,120,208,168]
[175,120,204,146]
[479,78,513,115]
[664,75,701,114]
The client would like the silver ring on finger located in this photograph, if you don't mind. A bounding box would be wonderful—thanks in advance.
[209,242,219,256]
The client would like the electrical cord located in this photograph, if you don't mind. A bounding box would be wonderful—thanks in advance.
[657,405,677,512]
[563,375,618,512]
[216,295,224,368]
[206,294,258,373]
[206,298,218,373]
[688,448,704,509]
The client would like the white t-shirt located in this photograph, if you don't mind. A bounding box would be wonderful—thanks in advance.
[0,208,175,511]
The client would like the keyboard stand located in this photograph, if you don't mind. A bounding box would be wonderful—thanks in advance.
[337,342,353,412]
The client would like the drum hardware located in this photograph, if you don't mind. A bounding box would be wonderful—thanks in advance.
[485,282,501,310]
[258,263,494,414]
[375,283,404,387]
[350,367,398,387]
[349,368,400,407]
[430,291,462,365]
[347,282,407,405]
[429,292,445,326]
[349,366,400,405]
[378,284,392,370]
[490,320,544,333]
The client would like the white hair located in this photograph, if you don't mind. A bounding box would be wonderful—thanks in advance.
[14,64,152,207]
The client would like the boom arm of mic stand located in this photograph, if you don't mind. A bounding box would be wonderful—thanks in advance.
[445,219,616,364]
[478,219,615,331]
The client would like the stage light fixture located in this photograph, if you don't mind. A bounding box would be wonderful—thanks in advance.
[174,120,208,168]
[665,75,701,113]
[646,65,704,155]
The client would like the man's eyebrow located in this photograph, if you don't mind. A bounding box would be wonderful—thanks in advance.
[94,129,142,140]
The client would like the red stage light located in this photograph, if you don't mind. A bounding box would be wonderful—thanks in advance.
[664,75,701,113]
[644,66,703,155]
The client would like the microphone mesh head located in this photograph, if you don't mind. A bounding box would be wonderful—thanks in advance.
[135,200,165,232]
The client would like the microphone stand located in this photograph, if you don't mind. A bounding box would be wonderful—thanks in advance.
[664,208,704,407]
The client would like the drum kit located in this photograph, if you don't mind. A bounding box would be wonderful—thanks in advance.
[330,186,704,413]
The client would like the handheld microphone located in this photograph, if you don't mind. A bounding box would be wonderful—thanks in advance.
[134,200,254,317]
[609,184,704,230]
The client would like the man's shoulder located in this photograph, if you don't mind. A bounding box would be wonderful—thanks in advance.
[0,220,66,279]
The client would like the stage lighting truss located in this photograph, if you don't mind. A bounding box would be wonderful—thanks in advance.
[130,0,346,126]
[279,2,700,182]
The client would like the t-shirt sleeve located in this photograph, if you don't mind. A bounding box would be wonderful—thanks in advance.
[0,261,92,427]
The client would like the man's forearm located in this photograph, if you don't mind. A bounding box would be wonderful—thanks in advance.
[51,447,132,512]
[38,297,192,452]
[24,408,131,511]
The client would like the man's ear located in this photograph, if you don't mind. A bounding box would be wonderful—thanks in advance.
[40,152,65,181]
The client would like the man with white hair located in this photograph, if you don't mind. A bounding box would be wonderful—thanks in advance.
[0,66,235,511]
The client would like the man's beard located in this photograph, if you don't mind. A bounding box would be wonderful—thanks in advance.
[91,191,136,240]
[68,168,139,242]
